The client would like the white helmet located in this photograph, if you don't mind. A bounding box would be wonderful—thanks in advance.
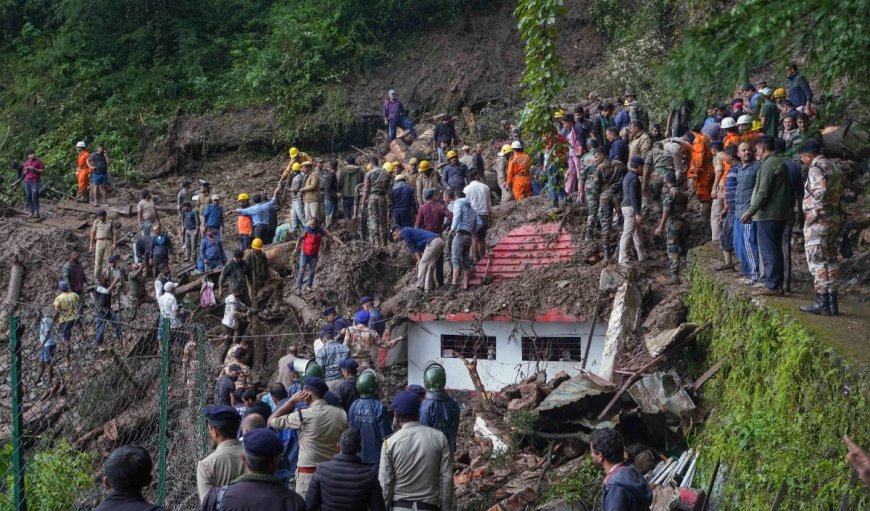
[75,141,86,149]
[510,140,523,150]
[736,114,753,126]
[720,117,737,130]
[760,87,772,97]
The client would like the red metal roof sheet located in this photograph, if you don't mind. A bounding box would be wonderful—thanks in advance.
[409,308,586,323]
[469,223,574,286]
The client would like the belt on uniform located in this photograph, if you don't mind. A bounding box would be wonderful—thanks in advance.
[370,191,386,195]
[96,238,111,241]
[393,500,438,511]
[516,172,530,177]
[297,466,316,474]
[457,229,471,235]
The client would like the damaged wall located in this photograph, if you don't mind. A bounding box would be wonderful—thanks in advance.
[685,265,870,510]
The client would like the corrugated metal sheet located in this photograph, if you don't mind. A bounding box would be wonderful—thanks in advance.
[470,223,574,286]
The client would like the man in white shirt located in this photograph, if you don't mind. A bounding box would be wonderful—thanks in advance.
[462,172,492,263]
[158,281,182,334]
[221,284,248,343]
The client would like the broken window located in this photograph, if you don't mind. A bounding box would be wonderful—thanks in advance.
[521,336,583,362]
[440,334,497,359]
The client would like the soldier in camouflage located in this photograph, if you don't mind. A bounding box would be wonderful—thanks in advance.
[643,142,676,217]
[597,152,626,261]
[798,141,843,316]
[655,172,688,284]
[362,156,393,246]
[581,147,606,241]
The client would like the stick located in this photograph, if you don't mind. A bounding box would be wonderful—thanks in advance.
[597,352,667,421]
[838,469,858,511]
[770,479,788,511]
[519,430,590,442]
[456,353,492,411]
[0,253,25,331]
[701,458,720,511]
[581,290,604,370]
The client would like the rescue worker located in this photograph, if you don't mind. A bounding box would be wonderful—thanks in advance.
[281,146,311,185]
[343,310,397,370]
[348,369,392,472]
[236,193,254,250]
[200,428,306,511]
[235,184,280,243]
[655,172,688,284]
[390,174,417,229]
[627,120,652,164]
[414,160,441,206]
[245,237,282,308]
[363,157,393,246]
[383,89,417,142]
[441,150,468,199]
[379,391,455,511]
[300,160,321,221]
[335,358,361,412]
[305,428,386,511]
[89,209,116,281]
[687,122,715,224]
[581,146,603,241]
[798,141,843,316]
[269,376,348,499]
[642,142,676,217]
[493,144,513,202]
[74,141,90,203]
[419,362,461,453]
[339,156,364,223]
[597,150,627,262]
[196,405,244,502]
[506,140,533,200]
[286,162,307,236]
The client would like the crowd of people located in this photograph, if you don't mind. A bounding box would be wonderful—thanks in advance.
[21,64,856,510]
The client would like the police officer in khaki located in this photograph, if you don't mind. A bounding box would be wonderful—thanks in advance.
[269,376,348,499]
[196,405,244,502]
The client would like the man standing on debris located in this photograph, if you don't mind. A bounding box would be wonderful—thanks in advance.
[323,160,339,228]
[739,136,793,295]
[493,144,513,202]
[201,227,227,271]
[197,405,245,502]
[148,224,173,278]
[655,172,688,285]
[384,89,417,142]
[299,160,321,222]
[619,157,646,267]
[285,162,307,236]
[221,283,249,345]
[420,362,461,453]
[642,142,676,217]
[316,334,351,392]
[89,209,116,281]
[74,141,91,203]
[269,376,349,499]
[380,390,455,511]
[61,251,86,329]
[441,150,469,199]
[390,174,417,229]
[219,249,251,303]
[364,156,394,246]
[203,194,225,235]
[93,445,166,511]
[294,217,344,290]
[433,117,457,163]
[94,272,121,350]
[335,358,361,412]
[464,172,491,263]
[36,308,57,386]
[589,428,653,511]
[798,141,844,316]
[627,121,653,164]
[137,190,159,238]
[306,428,386,511]
[87,144,111,206]
[415,160,441,206]
[339,156,364,223]
[235,193,254,250]
[343,310,398,370]
[360,295,387,337]
[506,140,533,200]
[154,264,172,300]
[180,201,200,261]
[445,188,479,290]
[349,369,392,472]
[53,281,80,367]
[177,179,193,219]
[394,225,445,292]
[598,149,627,262]
[246,237,282,308]
[687,122,715,226]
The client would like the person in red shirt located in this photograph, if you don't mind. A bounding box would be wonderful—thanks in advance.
[293,217,343,290]
[18,149,45,217]
[414,189,452,233]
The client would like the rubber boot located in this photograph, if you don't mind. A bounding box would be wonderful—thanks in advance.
[799,293,830,316]
[829,292,839,316]
[666,273,680,285]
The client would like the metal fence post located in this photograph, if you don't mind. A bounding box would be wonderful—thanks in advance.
[157,318,171,506]
[10,315,26,511]
[197,324,208,456]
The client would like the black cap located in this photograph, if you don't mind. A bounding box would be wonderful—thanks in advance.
[798,140,821,154]
[392,391,421,416]
[243,428,284,456]
[204,405,240,424]
[406,384,426,398]
[303,377,329,397]
[630,156,645,169]
[322,306,336,317]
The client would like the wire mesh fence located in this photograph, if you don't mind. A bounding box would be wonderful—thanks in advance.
[0,294,221,511]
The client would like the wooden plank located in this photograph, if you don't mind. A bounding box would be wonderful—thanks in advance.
[55,199,98,215]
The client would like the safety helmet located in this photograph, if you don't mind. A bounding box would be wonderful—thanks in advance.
[237,193,250,201]
[365,163,373,172]
[773,87,787,99]
[383,161,394,173]
[553,109,565,119]
[760,87,772,97]
[736,115,753,126]
[303,361,324,381]
[446,150,458,159]
[251,238,264,250]
[356,369,379,398]
[292,162,302,171]
[289,147,299,158]
[419,160,431,171]
[408,157,418,166]
[720,117,737,130]
[423,361,446,392]
[510,140,523,150]
[500,144,512,155]
[75,141,86,149]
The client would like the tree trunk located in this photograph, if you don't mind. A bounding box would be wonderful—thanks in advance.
[285,294,321,327]
[0,253,25,332]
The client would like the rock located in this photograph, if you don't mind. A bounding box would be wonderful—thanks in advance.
[550,371,571,389]
[454,471,473,486]
[599,281,643,382]
[507,383,545,411]
[536,499,586,511]
[860,228,870,245]
[599,267,625,292]
[643,292,687,335]
[488,487,537,511]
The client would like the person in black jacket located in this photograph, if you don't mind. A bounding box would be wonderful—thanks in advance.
[590,428,652,511]
[306,428,386,511]
[93,445,166,511]
[335,359,361,412]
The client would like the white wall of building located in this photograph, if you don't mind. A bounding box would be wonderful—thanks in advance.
[407,320,607,391]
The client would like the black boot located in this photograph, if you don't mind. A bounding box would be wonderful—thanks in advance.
[829,292,839,316]
[799,293,831,316]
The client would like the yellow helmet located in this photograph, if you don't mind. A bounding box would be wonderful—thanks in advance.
[773,87,787,99]
[237,193,250,201]
[500,144,512,155]
[292,162,302,171]
[365,163,373,172]
[289,147,299,158]
[251,238,264,250]
[383,162,394,172]
[553,109,566,119]
[408,157,418,166]
[419,160,431,171]
[446,149,458,159]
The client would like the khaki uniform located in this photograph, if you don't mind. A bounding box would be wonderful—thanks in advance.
[415,171,442,206]
[92,219,114,280]
[379,422,456,511]
[628,131,653,164]
[196,439,245,501]
[277,353,297,388]
[271,399,348,499]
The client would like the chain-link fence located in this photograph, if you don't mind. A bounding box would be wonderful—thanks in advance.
[0,296,221,511]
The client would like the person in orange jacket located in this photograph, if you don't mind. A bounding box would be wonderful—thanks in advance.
[75,141,91,203]
[506,140,533,200]
[687,123,715,215]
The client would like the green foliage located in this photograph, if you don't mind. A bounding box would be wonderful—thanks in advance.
[685,265,870,509]
[544,457,603,508]
[0,441,95,511]
[662,0,870,123]
[515,0,567,153]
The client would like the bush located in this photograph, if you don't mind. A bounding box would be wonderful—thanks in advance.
[0,441,95,511]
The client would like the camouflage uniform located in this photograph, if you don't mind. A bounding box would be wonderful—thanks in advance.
[662,183,688,277]
[365,168,393,245]
[803,156,843,292]
[343,324,386,369]
[643,148,675,217]
[597,159,626,259]
[583,163,601,240]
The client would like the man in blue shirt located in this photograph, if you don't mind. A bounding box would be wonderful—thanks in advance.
[359,296,385,336]
[732,141,761,284]
[393,225,445,292]
[383,89,417,142]
[445,188,479,290]
[786,63,813,113]
[390,175,417,228]
[606,127,628,164]
[315,334,350,392]
[420,362,460,453]
[613,100,631,133]
[235,184,280,242]
[348,369,391,473]
[202,194,225,234]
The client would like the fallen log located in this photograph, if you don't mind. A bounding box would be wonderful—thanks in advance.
[0,252,25,331]
[73,426,105,449]
[457,354,493,412]
[286,294,321,327]
[103,382,160,442]
[263,241,293,270]
[0,397,68,442]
